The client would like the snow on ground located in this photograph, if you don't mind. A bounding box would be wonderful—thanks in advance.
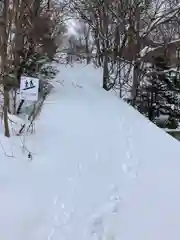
[0,63,180,239]
[0,113,25,136]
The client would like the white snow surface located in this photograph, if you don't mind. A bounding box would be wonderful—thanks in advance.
[0,64,180,239]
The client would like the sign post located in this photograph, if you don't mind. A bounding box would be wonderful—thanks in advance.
[20,76,39,152]
[20,76,39,101]
[22,103,29,152]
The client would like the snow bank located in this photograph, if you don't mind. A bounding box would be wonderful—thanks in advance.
[0,63,180,240]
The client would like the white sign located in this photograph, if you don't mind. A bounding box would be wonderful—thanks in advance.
[20,76,39,101]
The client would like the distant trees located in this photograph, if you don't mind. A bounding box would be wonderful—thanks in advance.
[67,0,180,90]
[65,0,180,129]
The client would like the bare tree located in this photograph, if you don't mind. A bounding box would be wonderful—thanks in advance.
[67,0,180,103]
[0,0,65,137]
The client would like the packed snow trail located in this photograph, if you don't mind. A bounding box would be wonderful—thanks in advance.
[0,64,180,239]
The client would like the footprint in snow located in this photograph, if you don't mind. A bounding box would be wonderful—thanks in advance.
[72,81,83,89]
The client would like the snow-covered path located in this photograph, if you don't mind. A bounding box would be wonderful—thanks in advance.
[28,66,134,239]
[1,64,180,240]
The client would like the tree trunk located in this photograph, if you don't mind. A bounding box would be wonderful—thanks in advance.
[13,90,17,114]
[131,3,141,106]
[0,0,10,137]
[3,89,10,137]
[85,38,90,64]
[103,53,109,90]
[131,60,141,106]
[102,0,109,90]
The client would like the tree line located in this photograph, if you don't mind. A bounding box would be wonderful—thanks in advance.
[0,0,66,137]
[65,0,180,129]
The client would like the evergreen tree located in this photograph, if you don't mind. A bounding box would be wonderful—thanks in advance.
[133,56,180,129]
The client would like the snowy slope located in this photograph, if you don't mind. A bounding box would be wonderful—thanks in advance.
[0,63,180,239]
